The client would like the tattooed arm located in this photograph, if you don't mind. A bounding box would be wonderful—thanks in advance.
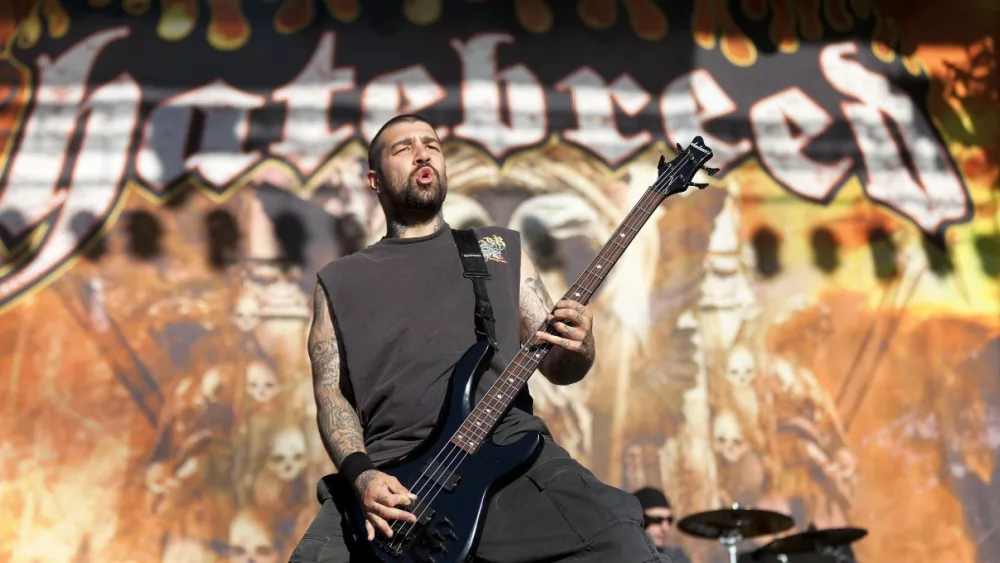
[518,248,596,386]
[309,281,417,538]
[309,281,367,468]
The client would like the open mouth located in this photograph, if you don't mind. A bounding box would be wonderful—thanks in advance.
[415,166,435,186]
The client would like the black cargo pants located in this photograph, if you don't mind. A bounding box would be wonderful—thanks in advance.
[288,436,668,563]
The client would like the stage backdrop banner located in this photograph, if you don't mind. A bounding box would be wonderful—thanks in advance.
[0,1,996,562]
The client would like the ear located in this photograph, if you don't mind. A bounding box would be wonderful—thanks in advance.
[365,170,380,193]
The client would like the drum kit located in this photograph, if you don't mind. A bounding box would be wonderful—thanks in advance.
[676,503,867,563]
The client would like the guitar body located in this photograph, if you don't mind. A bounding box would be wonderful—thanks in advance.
[347,340,544,563]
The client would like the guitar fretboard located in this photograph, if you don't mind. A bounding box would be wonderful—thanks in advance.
[449,186,669,454]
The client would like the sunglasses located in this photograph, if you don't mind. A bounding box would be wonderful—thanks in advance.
[644,514,674,527]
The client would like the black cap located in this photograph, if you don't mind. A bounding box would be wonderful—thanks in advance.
[633,487,670,510]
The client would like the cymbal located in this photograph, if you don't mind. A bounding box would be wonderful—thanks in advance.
[758,527,868,554]
[677,507,795,540]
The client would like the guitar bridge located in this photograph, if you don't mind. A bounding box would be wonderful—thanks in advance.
[374,509,435,557]
[374,509,462,562]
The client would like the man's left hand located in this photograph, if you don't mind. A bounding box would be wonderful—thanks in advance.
[535,299,593,352]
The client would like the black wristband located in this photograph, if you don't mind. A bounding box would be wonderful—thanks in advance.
[340,452,376,486]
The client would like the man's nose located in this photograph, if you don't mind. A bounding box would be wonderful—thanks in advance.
[413,144,431,164]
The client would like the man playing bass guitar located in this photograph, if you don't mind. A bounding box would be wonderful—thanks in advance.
[290,114,667,563]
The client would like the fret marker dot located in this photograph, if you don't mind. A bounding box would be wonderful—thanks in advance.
[486,408,492,413]
[619,233,625,238]
[596,264,602,269]
[468,441,474,446]
[476,421,481,426]
[498,394,504,399]
[508,377,514,382]
[574,292,580,297]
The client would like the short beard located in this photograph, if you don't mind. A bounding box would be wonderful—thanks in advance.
[382,167,447,226]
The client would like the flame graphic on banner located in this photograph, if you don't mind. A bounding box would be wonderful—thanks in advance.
[402,0,669,38]
[9,0,924,75]
[693,0,756,66]
[13,0,360,50]
[8,0,922,74]
[692,0,921,71]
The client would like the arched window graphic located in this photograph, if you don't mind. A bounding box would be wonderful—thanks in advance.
[867,226,898,281]
[810,226,840,274]
[750,225,781,278]
[0,208,29,254]
[124,210,164,261]
[206,208,240,271]
[272,212,308,270]
[920,232,953,278]
[334,213,368,256]
[974,233,999,278]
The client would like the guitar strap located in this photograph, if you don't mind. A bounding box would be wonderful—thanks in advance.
[451,228,499,351]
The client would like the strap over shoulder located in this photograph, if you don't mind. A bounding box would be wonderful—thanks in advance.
[451,228,499,350]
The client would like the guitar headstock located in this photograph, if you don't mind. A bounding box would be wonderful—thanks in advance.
[652,136,718,197]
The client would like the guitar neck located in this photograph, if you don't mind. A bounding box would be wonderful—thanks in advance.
[449,187,668,454]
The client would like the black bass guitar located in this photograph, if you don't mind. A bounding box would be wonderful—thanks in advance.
[347,137,717,562]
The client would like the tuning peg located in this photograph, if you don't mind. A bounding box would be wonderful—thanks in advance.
[701,166,720,176]
[658,155,666,166]
[676,142,684,152]
[688,182,709,189]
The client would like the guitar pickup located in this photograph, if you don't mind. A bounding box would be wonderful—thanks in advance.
[420,460,461,492]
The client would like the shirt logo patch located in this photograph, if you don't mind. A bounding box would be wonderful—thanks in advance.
[478,235,507,264]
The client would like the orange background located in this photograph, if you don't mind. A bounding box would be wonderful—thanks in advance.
[0,1,997,562]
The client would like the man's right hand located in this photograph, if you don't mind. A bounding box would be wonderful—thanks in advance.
[354,469,419,540]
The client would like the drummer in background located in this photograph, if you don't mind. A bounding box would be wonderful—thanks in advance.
[633,487,693,563]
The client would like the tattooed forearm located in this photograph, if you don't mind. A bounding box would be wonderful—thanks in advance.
[518,252,596,385]
[309,282,367,467]
[314,370,366,465]
[519,274,553,342]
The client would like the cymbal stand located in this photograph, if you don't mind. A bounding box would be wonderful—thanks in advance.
[719,529,742,563]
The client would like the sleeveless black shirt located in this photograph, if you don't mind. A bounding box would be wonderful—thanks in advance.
[316,223,548,464]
